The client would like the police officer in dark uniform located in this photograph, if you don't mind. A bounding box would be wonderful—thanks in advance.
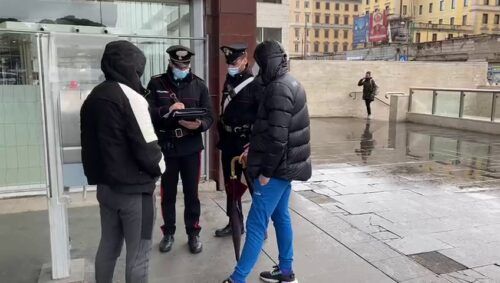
[214,43,264,237]
[145,45,214,254]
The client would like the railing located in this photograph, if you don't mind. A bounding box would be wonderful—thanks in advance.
[408,87,500,122]
[349,91,390,106]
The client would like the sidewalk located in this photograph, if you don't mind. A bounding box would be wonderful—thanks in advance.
[2,118,500,282]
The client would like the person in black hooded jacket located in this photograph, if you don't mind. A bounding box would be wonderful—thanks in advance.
[223,40,311,283]
[81,40,164,283]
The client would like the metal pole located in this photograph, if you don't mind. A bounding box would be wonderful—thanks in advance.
[492,92,497,122]
[459,91,465,118]
[432,90,437,114]
[39,33,71,279]
[408,88,413,112]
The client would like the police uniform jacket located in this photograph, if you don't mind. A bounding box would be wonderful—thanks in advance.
[217,69,263,155]
[146,68,214,157]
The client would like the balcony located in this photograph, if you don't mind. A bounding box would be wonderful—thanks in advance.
[412,22,474,32]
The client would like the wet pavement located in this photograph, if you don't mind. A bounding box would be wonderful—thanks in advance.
[2,118,500,282]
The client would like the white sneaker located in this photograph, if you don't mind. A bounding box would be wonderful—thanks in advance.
[367,115,372,120]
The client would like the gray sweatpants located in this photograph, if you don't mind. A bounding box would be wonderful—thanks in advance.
[95,185,156,283]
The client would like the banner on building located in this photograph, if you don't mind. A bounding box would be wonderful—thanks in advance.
[369,10,388,43]
[353,14,369,45]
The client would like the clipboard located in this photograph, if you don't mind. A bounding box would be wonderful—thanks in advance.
[162,108,208,122]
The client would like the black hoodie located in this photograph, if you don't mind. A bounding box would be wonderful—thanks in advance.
[247,40,312,181]
[81,41,165,194]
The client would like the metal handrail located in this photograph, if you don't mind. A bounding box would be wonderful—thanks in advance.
[410,87,500,93]
[349,91,390,106]
[408,87,500,122]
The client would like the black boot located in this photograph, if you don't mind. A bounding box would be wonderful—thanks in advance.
[159,234,174,253]
[188,235,203,254]
[215,223,232,237]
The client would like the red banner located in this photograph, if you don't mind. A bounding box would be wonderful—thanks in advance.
[369,10,388,43]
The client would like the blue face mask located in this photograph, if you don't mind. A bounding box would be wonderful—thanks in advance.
[172,67,189,80]
[228,66,240,77]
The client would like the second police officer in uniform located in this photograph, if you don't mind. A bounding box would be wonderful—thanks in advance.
[145,45,214,254]
[215,43,264,237]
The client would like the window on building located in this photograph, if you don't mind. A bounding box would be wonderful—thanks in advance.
[326,2,330,10]
[324,29,329,38]
[345,4,349,11]
[354,4,359,11]
[450,17,455,25]
[305,1,309,8]
[306,29,310,36]
[452,0,456,9]
[463,15,468,25]
[440,0,444,11]
[403,5,407,15]
[439,19,443,24]
[335,15,339,24]
[295,13,300,22]
[315,29,320,37]
[315,14,320,23]
[258,0,282,2]
[343,43,348,51]
[429,3,433,12]
[324,42,329,52]
[335,3,340,10]
[325,14,330,24]
[432,33,438,41]
[419,5,423,14]
[256,27,283,43]
[497,0,500,6]
[483,13,489,24]
[386,5,390,10]
[334,30,339,38]
[484,0,489,5]
[416,32,421,43]
[429,20,433,24]
[343,29,348,38]
[306,14,310,23]
[448,34,454,39]
[464,0,469,6]
[366,0,369,5]
[495,14,500,24]
[316,1,321,9]
[334,43,339,52]
[314,42,319,52]
[295,28,300,37]
[295,43,299,52]
[344,15,349,24]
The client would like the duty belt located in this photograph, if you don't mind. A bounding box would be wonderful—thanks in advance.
[161,128,191,138]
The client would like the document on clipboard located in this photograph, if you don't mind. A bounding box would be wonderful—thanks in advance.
[162,108,208,122]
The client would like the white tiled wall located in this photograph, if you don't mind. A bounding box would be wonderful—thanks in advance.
[0,85,46,188]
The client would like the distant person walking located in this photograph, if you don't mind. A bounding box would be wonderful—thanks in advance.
[357,71,377,119]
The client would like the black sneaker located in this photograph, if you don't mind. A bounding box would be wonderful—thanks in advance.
[159,234,174,253]
[221,278,234,283]
[215,223,232,237]
[259,266,298,283]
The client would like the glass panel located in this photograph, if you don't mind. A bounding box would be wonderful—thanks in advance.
[410,89,433,114]
[0,33,46,190]
[263,28,283,43]
[463,91,493,121]
[0,0,189,36]
[434,90,460,117]
[431,136,459,162]
[48,33,119,187]
[406,132,431,159]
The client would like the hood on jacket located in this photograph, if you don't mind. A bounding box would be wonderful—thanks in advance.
[101,40,146,93]
[253,40,288,85]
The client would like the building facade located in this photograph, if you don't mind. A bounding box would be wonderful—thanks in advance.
[289,0,362,57]
[257,0,290,46]
[362,0,500,43]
